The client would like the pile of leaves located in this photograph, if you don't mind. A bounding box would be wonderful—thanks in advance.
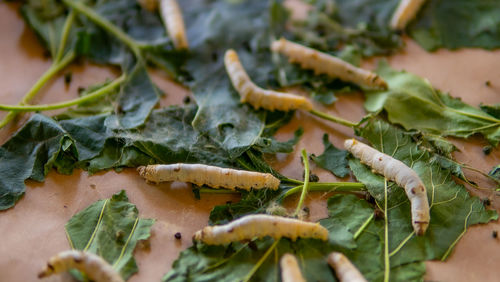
[1,0,499,281]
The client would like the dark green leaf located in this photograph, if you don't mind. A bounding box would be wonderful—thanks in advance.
[181,0,288,158]
[409,0,500,51]
[365,61,500,145]
[65,190,154,280]
[311,134,350,178]
[166,193,383,281]
[254,127,303,154]
[480,103,500,119]
[209,189,283,225]
[104,64,160,130]
[489,165,500,185]
[0,115,78,209]
[347,119,497,279]
[291,0,402,57]
[20,3,68,58]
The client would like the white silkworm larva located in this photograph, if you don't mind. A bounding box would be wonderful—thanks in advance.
[38,250,124,282]
[344,139,430,235]
[280,253,306,282]
[390,0,427,30]
[160,0,189,49]
[224,49,314,111]
[271,38,388,90]
[137,163,280,190]
[327,252,367,282]
[193,214,329,245]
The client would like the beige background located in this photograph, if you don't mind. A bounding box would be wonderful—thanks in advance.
[0,2,499,281]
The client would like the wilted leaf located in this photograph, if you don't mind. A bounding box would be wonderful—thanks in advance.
[365,61,500,145]
[65,190,154,280]
[311,134,350,178]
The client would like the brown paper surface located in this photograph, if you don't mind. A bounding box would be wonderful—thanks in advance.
[0,2,499,282]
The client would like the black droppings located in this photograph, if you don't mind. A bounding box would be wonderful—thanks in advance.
[175,232,182,240]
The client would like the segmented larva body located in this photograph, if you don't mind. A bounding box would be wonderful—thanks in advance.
[390,0,427,30]
[224,49,314,111]
[193,214,329,245]
[271,38,387,90]
[38,250,123,282]
[160,0,189,49]
[280,253,306,282]
[138,163,280,190]
[327,252,367,282]
[344,139,430,235]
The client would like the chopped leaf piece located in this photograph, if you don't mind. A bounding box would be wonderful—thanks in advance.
[489,165,500,186]
[349,119,497,273]
[65,190,154,280]
[365,61,500,145]
[311,134,350,178]
[254,128,303,154]
[409,0,500,51]
[480,103,500,119]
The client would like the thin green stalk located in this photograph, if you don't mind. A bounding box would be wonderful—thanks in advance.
[283,182,365,198]
[353,213,374,240]
[281,178,304,185]
[62,0,141,56]
[389,231,415,257]
[242,239,280,282]
[54,11,76,63]
[0,74,125,112]
[441,203,474,261]
[383,179,390,282]
[0,51,76,129]
[309,109,358,128]
[202,242,250,272]
[294,149,310,217]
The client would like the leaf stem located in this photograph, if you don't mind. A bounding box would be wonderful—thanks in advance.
[241,239,280,282]
[281,178,303,185]
[62,0,141,56]
[389,231,414,257]
[294,149,310,217]
[199,182,365,195]
[0,51,76,129]
[309,109,358,128]
[441,203,474,261]
[383,179,390,282]
[54,11,76,63]
[283,182,365,198]
[0,74,125,112]
[353,213,374,240]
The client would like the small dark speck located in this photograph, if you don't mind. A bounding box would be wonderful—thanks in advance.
[248,241,258,251]
[77,86,86,94]
[492,230,498,239]
[483,146,492,155]
[174,232,182,240]
[485,81,491,87]
[183,96,191,104]
[90,184,96,189]
[374,209,384,220]
[64,205,68,208]
[309,173,319,182]
[482,198,491,206]
[64,72,72,85]
[365,193,375,204]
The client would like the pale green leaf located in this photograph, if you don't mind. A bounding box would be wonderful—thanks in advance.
[65,190,154,280]
[365,61,500,145]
